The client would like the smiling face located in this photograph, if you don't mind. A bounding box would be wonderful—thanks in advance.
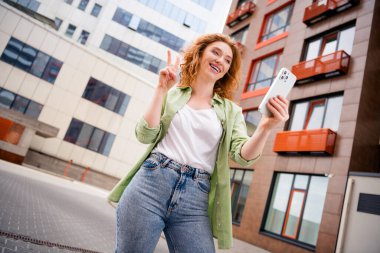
[199,41,233,82]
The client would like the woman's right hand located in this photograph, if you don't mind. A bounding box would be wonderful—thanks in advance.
[158,50,180,92]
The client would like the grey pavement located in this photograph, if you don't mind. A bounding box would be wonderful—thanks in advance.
[0,159,269,253]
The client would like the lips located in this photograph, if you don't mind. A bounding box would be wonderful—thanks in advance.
[209,63,221,73]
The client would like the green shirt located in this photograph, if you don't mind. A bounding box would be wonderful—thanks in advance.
[108,86,259,249]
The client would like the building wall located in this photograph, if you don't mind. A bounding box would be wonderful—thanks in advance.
[0,2,154,179]
[36,0,232,84]
[224,0,377,252]
[336,174,380,253]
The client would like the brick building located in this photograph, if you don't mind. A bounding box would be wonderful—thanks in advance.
[224,0,379,252]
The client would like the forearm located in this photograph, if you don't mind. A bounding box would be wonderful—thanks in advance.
[240,120,272,160]
[143,87,167,128]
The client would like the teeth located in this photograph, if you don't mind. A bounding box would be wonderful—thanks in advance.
[210,64,220,73]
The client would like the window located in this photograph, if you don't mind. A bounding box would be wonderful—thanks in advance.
[0,88,43,119]
[91,3,102,17]
[246,52,282,92]
[100,35,166,74]
[260,3,294,42]
[64,0,73,4]
[13,0,40,11]
[304,25,355,61]
[191,0,214,10]
[288,94,343,131]
[236,0,251,9]
[78,30,90,45]
[136,0,206,33]
[64,118,116,156]
[243,109,261,136]
[230,169,253,224]
[78,0,89,11]
[0,37,62,84]
[65,24,76,38]
[83,77,130,115]
[263,173,328,247]
[54,17,63,30]
[230,25,249,45]
[112,8,185,51]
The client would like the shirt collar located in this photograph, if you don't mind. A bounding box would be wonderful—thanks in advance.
[177,85,223,104]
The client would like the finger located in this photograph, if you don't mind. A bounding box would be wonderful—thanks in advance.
[173,55,180,70]
[269,98,286,117]
[277,95,289,106]
[274,96,288,112]
[167,50,172,67]
[266,102,282,119]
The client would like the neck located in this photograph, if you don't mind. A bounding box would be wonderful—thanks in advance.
[191,74,215,99]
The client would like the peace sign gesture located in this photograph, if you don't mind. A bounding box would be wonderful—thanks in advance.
[158,50,180,92]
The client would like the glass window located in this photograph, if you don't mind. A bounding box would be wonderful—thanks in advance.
[98,132,115,156]
[243,110,261,136]
[76,123,94,148]
[289,95,343,131]
[64,0,73,4]
[303,24,356,61]
[83,77,131,115]
[28,0,40,11]
[64,119,83,144]
[230,169,253,224]
[88,128,104,152]
[25,101,43,118]
[0,88,42,119]
[12,95,29,113]
[0,89,15,109]
[65,24,76,38]
[261,3,294,42]
[78,0,89,11]
[337,26,355,55]
[263,173,328,247]
[54,17,63,30]
[30,51,49,77]
[91,4,102,17]
[78,30,90,45]
[246,52,281,92]
[1,38,23,66]
[15,44,37,72]
[1,37,62,84]
[42,58,63,84]
[230,25,249,45]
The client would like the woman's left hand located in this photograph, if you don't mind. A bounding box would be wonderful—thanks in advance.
[261,95,290,130]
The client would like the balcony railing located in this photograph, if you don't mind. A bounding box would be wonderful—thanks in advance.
[226,1,255,28]
[291,50,350,84]
[303,0,360,26]
[273,128,337,155]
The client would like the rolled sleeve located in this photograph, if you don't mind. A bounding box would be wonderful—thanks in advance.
[135,117,161,144]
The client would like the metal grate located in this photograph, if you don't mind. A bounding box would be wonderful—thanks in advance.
[357,193,380,216]
[0,230,103,253]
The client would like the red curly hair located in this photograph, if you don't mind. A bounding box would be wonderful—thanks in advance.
[179,33,242,100]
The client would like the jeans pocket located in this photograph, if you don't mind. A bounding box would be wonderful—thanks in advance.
[197,179,211,194]
[141,154,160,171]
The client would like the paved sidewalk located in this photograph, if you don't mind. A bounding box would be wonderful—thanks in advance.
[0,160,270,253]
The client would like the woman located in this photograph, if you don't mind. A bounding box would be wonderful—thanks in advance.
[108,33,289,253]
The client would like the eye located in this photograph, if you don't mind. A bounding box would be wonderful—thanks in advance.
[212,50,219,56]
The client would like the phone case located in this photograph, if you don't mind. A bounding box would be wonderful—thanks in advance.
[258,67,297,116]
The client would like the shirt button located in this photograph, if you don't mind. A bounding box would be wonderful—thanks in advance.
[217,201,220,205]
[218,223,221,227]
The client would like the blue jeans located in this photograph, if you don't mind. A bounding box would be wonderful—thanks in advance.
[115,152,215,253]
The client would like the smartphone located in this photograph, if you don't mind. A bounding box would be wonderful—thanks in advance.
[258,67,296,117]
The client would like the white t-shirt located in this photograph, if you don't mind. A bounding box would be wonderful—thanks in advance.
[153,104,223,174]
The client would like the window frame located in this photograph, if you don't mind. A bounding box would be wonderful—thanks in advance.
[244,50,282,93]
[259,1,294,43]
[261,172,328,250]
[230,168,254,225]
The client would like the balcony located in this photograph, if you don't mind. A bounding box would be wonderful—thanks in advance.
[226,1,255,28]
[303,0,360,26]
[291,50,350,84]
[273,128,337,155]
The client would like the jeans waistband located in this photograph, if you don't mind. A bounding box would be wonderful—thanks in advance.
[150,152,211,180]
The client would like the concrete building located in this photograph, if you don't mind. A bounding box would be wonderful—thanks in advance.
[0,0,232,189]
[223,0,379,252]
